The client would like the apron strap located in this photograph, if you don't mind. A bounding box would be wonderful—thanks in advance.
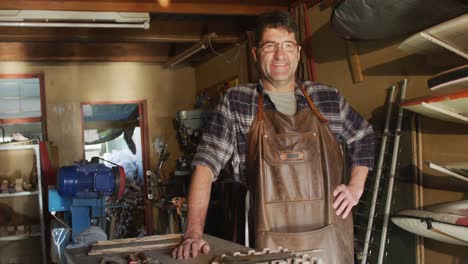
[297,83,329,124]
[257,90,264,121]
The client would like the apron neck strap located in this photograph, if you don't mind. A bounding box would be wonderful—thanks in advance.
[257,87,264,121]
[297,83,329,124]
[256,82,329,124]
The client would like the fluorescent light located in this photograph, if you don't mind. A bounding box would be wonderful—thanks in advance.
[0,21,149,29]
[0,10,150,29]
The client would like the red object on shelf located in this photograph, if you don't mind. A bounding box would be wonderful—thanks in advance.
[39,141,56,186]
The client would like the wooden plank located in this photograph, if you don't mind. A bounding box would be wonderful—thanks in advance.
[411,114,425,264]
[0,42,169,62]
[0,117,42,124]
[89,241,180,255]
[402,90,468,124]
[84,120,140,130]
[346,41,364,83]
[95,233,182,246]
[0,1,288,15]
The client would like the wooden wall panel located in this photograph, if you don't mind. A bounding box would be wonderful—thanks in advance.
[0,42,169,62]
[0,0,288,15]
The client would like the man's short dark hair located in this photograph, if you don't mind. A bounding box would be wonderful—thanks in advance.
[254,10,299,47]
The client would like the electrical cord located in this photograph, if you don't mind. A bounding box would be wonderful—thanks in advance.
[207,34,244,65]
[50,211,72,230]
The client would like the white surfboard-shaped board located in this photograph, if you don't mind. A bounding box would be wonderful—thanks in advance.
[401,90,468,124]
[427,162,468,182]
[428,65,468,92]
[398,13,468,59]
[392,200,468,246]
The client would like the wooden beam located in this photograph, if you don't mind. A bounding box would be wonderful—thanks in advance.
[88,241,179,255]
[0,1,287,16]
[84,120,139,130]
[345,41,364,83]
[0,42,169,62]
[0,17,243,44]
[94,233,182,246]
[0,33,240,44]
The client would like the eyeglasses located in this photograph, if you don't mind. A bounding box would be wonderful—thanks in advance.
[258,41,299,53]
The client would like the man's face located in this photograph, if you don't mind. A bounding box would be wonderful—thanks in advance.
[253,27,301,89]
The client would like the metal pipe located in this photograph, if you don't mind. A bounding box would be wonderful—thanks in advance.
[361,85,396,264]
[377,79,408,264]
[164,33,217,68]
[0,21,149,29]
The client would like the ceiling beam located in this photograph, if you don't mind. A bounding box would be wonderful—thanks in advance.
[0,15,245,44]
[0,42,169,62]
[0,1,288,16]
[0,33,240,44]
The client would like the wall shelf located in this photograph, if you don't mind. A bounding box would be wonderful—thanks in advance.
[0,190,38,198]
[0,232,41,242]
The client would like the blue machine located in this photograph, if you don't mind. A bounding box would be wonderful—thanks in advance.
[48,161,125,240]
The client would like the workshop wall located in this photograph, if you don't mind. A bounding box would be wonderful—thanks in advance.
[0,62,197,172]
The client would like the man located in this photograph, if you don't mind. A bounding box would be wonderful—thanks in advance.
[172,10,374,263]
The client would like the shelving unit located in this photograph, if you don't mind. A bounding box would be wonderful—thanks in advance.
[0,144,47,264]
[395,99,468,263]
[395,11,468,263]
[397,91,468,263]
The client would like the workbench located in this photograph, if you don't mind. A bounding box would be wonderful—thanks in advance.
[64,234,249,264]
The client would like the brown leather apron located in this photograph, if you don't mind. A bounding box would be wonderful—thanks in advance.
[246,84,354,263]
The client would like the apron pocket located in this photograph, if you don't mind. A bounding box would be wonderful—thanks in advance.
[262,133,323,203]
[255,225,347,264]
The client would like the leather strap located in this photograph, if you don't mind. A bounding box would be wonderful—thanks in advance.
[297,83,329,124]
[257,90,264,121]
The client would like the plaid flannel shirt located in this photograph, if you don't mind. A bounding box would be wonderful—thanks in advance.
[193,81,375,182]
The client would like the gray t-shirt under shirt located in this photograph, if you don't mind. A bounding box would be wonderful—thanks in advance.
[264,89,297,116]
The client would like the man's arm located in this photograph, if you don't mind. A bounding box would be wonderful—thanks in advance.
[332,165,369,219]
[331,91,374,219]
[172,165,214,259]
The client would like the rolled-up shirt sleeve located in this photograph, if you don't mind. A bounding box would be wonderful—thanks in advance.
[192,93,235,180]
[338,94,375,170]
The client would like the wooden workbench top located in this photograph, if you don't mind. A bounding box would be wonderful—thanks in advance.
[65,234,249,264]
